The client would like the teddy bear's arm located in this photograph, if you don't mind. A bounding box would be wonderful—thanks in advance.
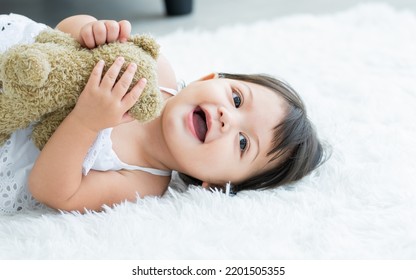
[31,106,74,150]
[0,94,42,145]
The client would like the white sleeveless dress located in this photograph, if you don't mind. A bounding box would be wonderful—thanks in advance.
[0,14,177,214]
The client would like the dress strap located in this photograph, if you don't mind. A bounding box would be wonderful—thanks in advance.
[159,86,178,96]
[118,163,172,176]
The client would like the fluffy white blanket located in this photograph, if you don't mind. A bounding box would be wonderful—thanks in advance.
[1,3,415,259]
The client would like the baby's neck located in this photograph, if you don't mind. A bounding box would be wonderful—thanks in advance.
[132,116,173,172]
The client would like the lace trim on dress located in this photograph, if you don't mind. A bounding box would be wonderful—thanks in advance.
[0,138,46,214]
[82,129,109,175]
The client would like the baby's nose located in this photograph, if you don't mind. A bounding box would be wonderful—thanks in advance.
[219,106,233,132]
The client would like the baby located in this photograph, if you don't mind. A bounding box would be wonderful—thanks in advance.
[0,14,325,214]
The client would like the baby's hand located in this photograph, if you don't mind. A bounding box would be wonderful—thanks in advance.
[79,20,132,48]
[72,58,146,132]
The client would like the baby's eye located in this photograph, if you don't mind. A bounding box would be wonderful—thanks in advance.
[232,91,242,108]
[239,133,248,152]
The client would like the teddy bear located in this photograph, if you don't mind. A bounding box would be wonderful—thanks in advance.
[0,27,163,149]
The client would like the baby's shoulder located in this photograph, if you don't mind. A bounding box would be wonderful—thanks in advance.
[156,53,177,92]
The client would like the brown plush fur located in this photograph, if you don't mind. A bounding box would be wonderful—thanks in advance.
[0,28,163,149]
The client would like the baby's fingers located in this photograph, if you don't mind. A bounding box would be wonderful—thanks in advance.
[118,20,132,43]
[100,57,125,88]
[113,62,137,98]
[92,21,107,46]
[104,20,120,43]
[79,24,95,48]
[122,78,146,112]
[85,60,105,88]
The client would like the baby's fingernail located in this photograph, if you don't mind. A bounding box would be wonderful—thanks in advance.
[129,63,137,70]
[139,78,147,87]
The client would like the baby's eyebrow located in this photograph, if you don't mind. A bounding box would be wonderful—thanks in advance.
[239,82,259,163]
[242,82,253,104]
[251,134,260,164]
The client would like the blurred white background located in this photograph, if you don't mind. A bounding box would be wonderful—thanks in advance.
[1,0,415,35]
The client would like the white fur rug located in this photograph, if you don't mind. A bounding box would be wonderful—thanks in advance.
[1,3,415,259]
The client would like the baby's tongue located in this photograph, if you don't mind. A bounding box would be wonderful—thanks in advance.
[193,113,207,142]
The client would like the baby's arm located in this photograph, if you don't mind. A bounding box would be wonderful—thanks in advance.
[28,59,147,212]
[55,15,131,48]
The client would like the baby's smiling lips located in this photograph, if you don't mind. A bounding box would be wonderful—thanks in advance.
[192,106,208,142]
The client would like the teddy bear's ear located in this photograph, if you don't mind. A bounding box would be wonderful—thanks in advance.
[129,35,160,60]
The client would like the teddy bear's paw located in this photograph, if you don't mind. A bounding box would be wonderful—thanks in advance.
[4,48,51,88]
[31,123,51,150]
[128,92,163,123]
[31,107,73,150]
[0,133,11,147]
[31,133,48,150]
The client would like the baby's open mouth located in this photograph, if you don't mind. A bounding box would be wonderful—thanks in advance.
[193,106,207,142]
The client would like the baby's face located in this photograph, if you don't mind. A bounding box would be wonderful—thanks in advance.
[161,77,287,186]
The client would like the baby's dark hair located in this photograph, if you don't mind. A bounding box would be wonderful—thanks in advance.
[179,73,327,192]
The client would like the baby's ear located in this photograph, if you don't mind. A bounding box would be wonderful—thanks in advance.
[197,73,218,81]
